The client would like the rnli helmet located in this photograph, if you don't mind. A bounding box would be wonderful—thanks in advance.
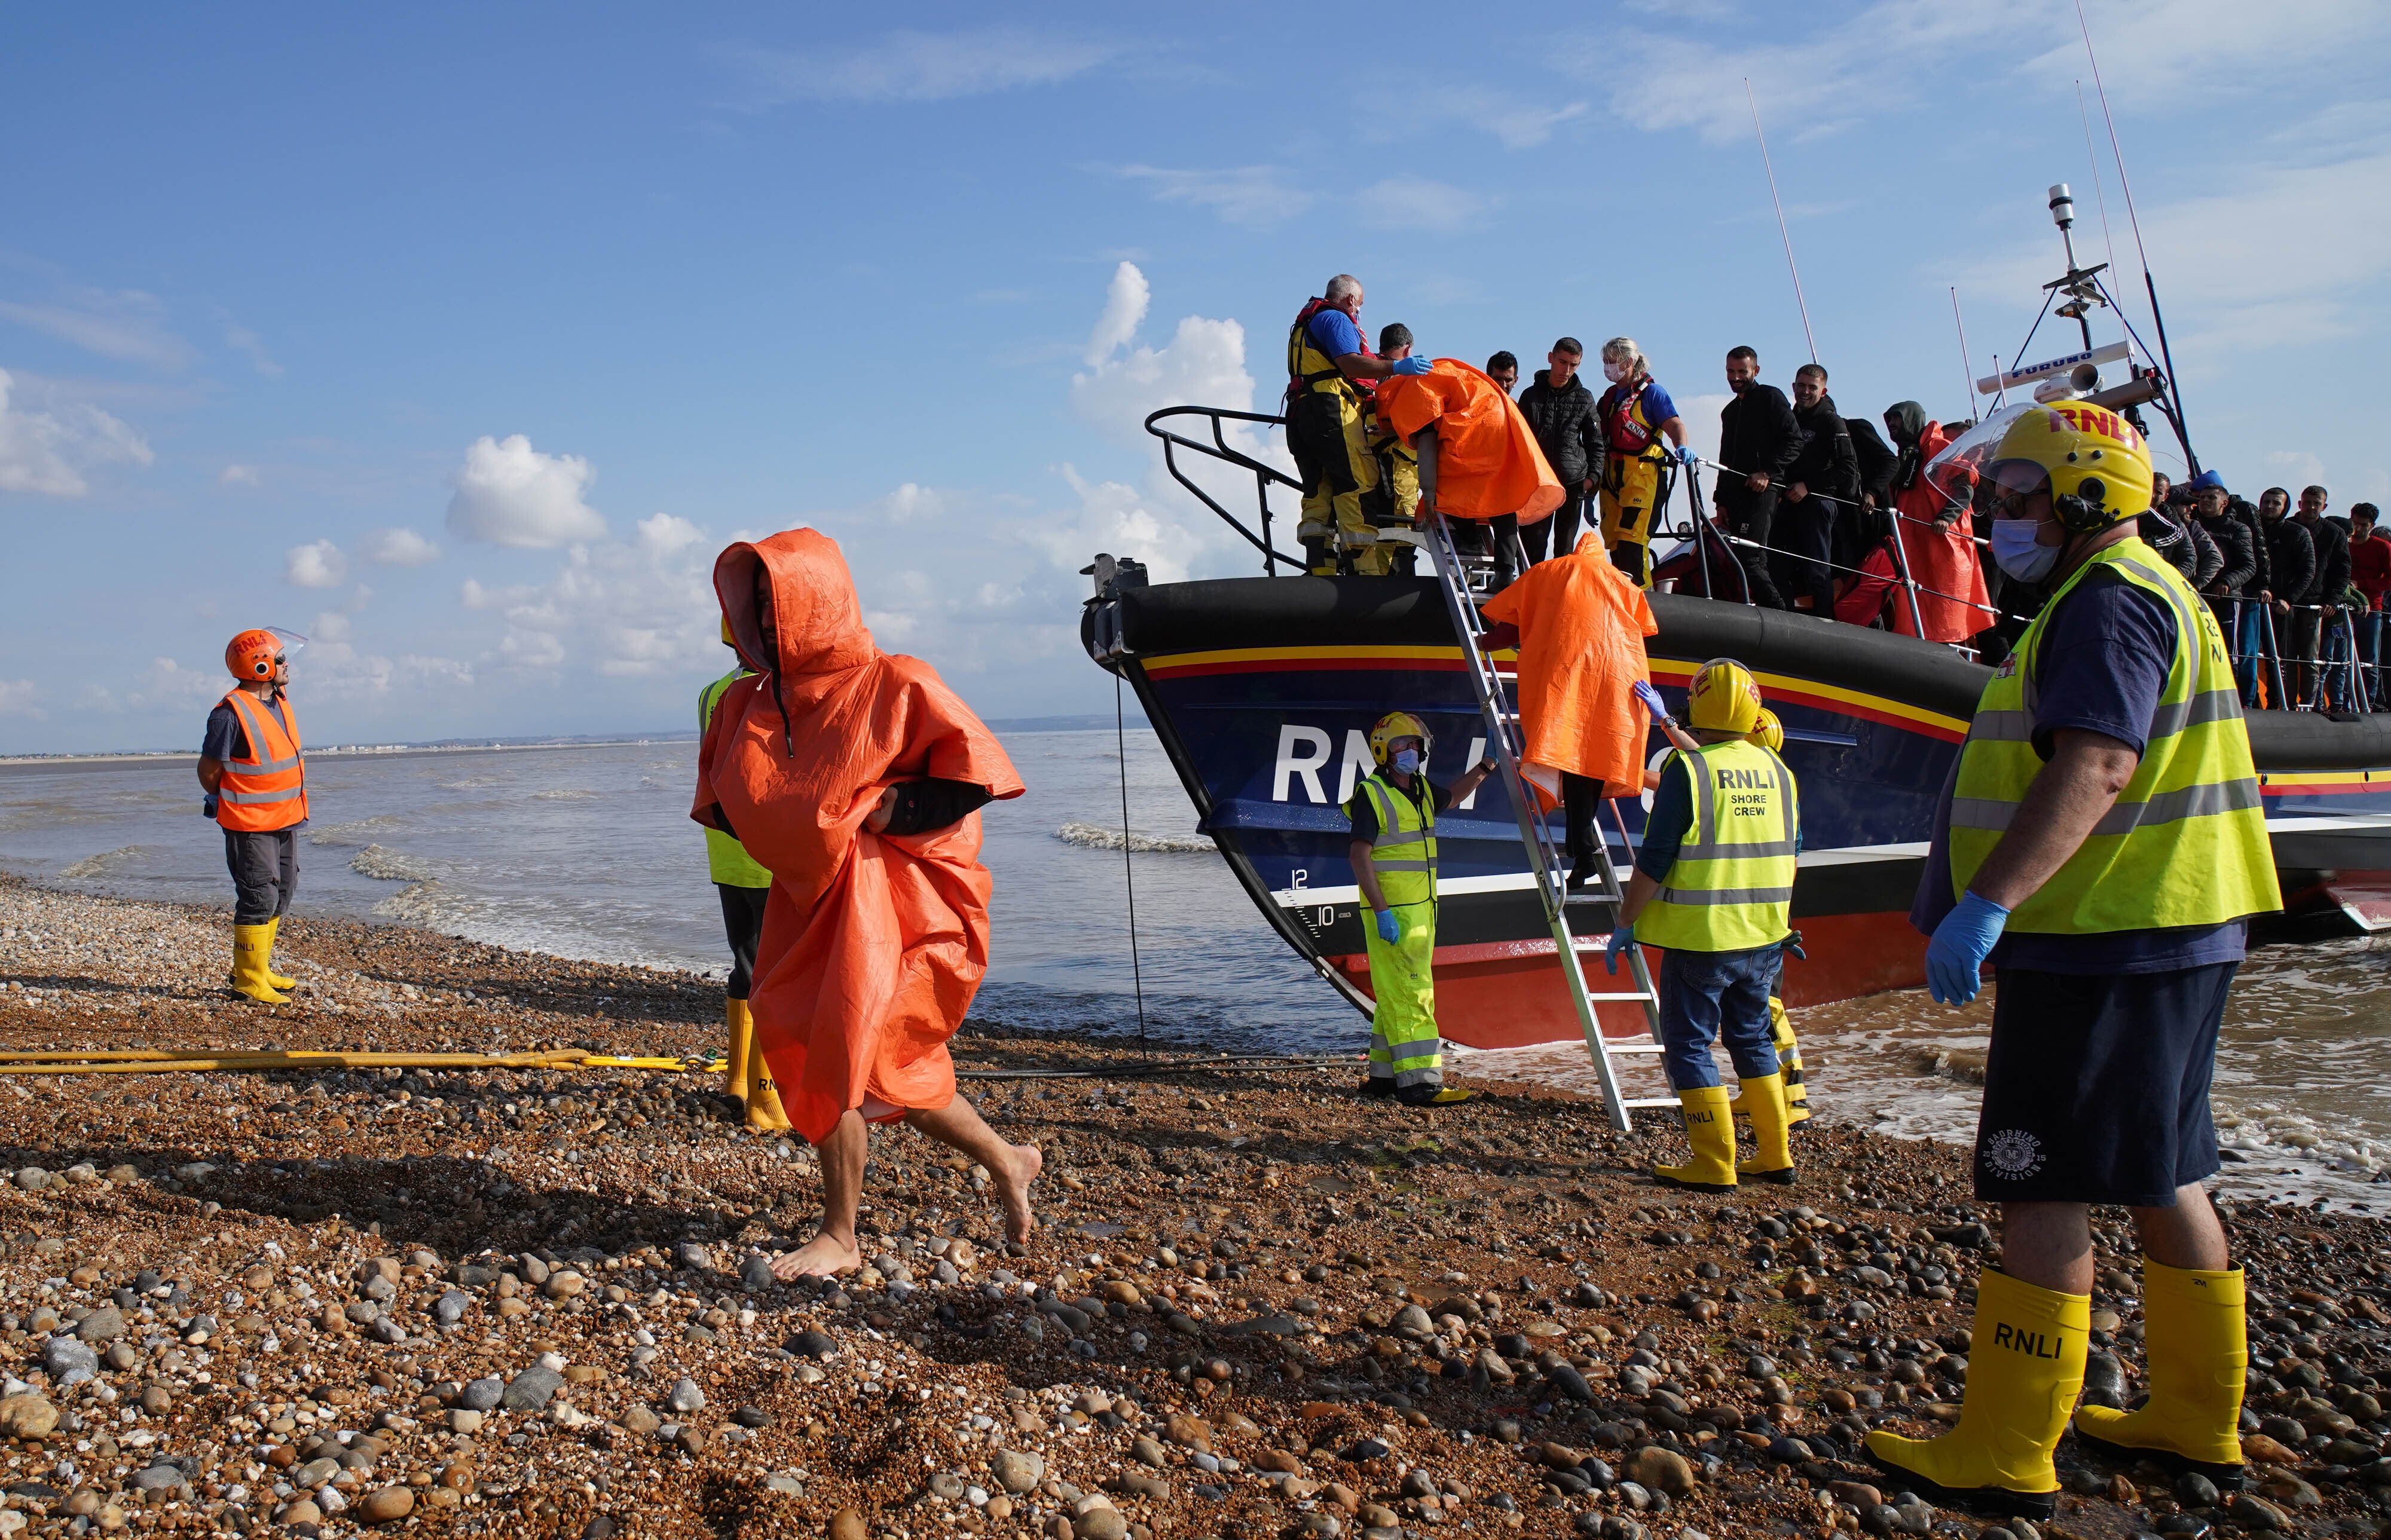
[1747,708,1784,754]
[721,616,736,647]
[225,629,283,682]
[1368,711,1434,767]
[1927,402,2153,535]
[1686,659,1763,736]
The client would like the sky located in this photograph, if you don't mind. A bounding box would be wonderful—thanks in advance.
[4,1,2387,752]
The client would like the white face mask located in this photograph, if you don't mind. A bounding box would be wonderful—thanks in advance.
[1603,360,1626,383]
[1991,518,2060,583]
[1391,748,1422,774]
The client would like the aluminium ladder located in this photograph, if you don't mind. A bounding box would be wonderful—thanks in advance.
[1413,510,1677,1131]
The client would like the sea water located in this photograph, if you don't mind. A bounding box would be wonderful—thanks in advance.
[4,731,2387,1208]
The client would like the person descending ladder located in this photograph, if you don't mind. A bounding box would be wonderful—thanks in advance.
[1412,507,1675,1131]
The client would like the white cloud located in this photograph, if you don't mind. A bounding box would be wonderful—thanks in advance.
[1085,262,1149,368]
[219,464,261,487]
[445,434,607,548]
[0,287,193,370]
[1357,177,1488,234]
[360,526,442,566]
[285,540,348,589]
[733,29,1114,104]
[81,656,222,714]
[1116,165,1313,228]
[0,368,153,497]
[222,321,283,378]
[464,512,721,679]
[0,680,40,718]
[876,483,950,524]
[1426,87,1590,150]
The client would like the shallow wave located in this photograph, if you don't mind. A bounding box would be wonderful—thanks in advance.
[1054,820,1212,854]
[57,846,148,880]
[308,815,403,847]
[373,881,455,924]
[438,775,503,790]
[351,844,444,883]
[532,789,600,801]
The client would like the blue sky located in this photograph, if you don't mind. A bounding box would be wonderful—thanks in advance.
[4,1,2386,752]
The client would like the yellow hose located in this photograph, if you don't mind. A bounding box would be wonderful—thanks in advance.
[0,1048,716,1074]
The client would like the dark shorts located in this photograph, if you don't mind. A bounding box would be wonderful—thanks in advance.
[1975,962,2234,1207]
[717,883,769,1000]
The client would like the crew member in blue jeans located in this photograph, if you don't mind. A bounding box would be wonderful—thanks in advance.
[1606,658,1802,1192]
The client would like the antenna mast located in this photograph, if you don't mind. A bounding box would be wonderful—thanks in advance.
[1745,79,1819,365]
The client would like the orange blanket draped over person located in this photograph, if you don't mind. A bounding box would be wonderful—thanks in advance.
[1839,412,1990,642]
[1481,531,1660,806]
[1374,359,1566,523]
[692,529,1025,1144]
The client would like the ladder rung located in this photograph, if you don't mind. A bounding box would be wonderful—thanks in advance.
[1561,892,1622,905]
[1615,1097,1683,1109]
[1578,993,1659,1005]
[1600,1039,1664,1049]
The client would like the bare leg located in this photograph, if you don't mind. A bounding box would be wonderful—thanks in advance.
[2131,1183,2231,1272]
[770,1109,866,1279]
[904,1094,1042,1246]
[1997,1201,2095,1295]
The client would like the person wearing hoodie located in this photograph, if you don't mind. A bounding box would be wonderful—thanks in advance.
[1842,414,1900,577]
[1778,363,1860,619]
[2257,487,2314,706]
[694,529,1037,1279]
[1713,347,1802,608]
[1512,338,1603,568]
[1880,401,1993,643]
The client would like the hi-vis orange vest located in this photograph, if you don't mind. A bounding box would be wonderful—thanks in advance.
[215,689,308,832]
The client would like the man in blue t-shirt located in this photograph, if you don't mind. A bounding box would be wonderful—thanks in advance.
[1285,274,1433,577]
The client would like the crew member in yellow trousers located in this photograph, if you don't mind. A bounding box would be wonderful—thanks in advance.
[1604,660,1799,1189]
[1870,405,2279,1515]
[1747,709,1814,1129]
[701,624,790,1131]
[198,629,308,1004]
[1345,712,1497,1107]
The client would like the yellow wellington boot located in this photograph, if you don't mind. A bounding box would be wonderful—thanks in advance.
[2072,1259,2248,1489]
[1867,1268,2089,1519]
[230,924,289,1005]
[1734,1072,1797,1184]
[731,998,791,1132]
[259,917,298,991]
[724,997,754,1100]
[1769,996,1812,1127]
[1653,1085,1736,1193]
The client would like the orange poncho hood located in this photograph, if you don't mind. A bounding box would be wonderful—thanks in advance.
[1480,531,1659,801]
[696,529,1023,1141]
[1374,359,1566,523]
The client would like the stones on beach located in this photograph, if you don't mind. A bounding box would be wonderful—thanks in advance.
[667,1376,705,1413]
[458,1376,504,1412]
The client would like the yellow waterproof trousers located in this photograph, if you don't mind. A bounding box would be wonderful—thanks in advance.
[1290,389,1392,577]
[1363,900,1441,1088]
[1601,455,1662,587]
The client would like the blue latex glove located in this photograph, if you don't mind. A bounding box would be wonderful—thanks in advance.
[1374,909,1401,945]
[1925,891,2010,1005]
[1632,679,1668,719]
[1392,356,1435,376]
[1677,443,1700,468]
[1604,922,1635,975]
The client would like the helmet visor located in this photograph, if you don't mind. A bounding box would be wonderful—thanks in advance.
[1921,403,2037,511]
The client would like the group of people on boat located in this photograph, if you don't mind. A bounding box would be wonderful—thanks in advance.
[1287,272,2378,711]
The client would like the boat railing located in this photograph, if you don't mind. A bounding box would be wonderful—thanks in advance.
[1143,406,1310,575]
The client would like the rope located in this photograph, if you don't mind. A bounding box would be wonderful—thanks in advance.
[1115,672,1150,1057]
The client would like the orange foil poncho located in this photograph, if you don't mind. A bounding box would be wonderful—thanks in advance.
[693,529,1023,1144]
[1373,359,1566,523]
[1481,532,1660,803]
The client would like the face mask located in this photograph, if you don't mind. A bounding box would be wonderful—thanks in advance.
[1603,361,1626,383]
[1391,748,1421,774]
[1991,518,2060,583]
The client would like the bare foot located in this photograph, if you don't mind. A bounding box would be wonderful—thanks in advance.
[991,1142,1042,1246]
[769,1230,861,1281]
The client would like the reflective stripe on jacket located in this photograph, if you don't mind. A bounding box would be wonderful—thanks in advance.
[699,669,773,889]
[1948,535,2279,933]
[1344,772,1438,908]
[1637,739,1796,953]
[215,689,308,832]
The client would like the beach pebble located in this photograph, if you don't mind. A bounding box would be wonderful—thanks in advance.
[667,1377,705,1413]
[358,1486,414,1523]
[12,1168,46,1192]
[502,1364,564,1409]
[459,1376,504,1411]
[0,1396,57,1437]
[992,1450,1044,1493]
[740,1254,776,1291]
[41,1339,97,1386]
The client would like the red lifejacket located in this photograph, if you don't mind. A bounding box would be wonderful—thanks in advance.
[215,689,308,832]
[1600,377,1664,457]
[1286,297,1375,408]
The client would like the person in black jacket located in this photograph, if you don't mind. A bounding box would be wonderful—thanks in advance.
[2257,486,2314,706]
[2194,486,2256,626]
[1713,346,1802,609]
[1512,338,1603,567]
[2294,483,2350,705]
[1842,415,1898,575]
[1778,363,1857,619]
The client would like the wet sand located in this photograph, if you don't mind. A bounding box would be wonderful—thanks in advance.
[0,875,2386,1539]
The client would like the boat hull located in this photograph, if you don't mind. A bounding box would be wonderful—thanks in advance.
[1090,575,2391,1048]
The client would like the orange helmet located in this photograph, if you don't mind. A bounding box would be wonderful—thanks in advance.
[225,629,283,682]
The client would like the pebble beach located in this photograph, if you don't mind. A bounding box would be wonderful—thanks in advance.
[0,875,2386,1540]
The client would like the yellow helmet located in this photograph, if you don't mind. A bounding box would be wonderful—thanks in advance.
[1368,711,1434,767]
[1686,658,1762,736]
[1933,401,2152,535]
[721,616,736,647]
[1747,708,1784,754]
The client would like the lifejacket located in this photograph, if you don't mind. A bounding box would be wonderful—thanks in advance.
[1947,537,2278,933]
[1286,297,1373,411]
[1342,771,1437,908]
[699,669,773,889]
[1600,377,1669,460]
[214,688,308,832]
[1636,739,1797,953]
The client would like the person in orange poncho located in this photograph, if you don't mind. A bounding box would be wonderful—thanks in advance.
[1374,357,1566,531]
[1833,402,1991,642]
[692,529,1036,1278]
[1479,532,1662,887]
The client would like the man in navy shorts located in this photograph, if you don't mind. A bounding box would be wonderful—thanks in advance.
[1868,406,2280,1517]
